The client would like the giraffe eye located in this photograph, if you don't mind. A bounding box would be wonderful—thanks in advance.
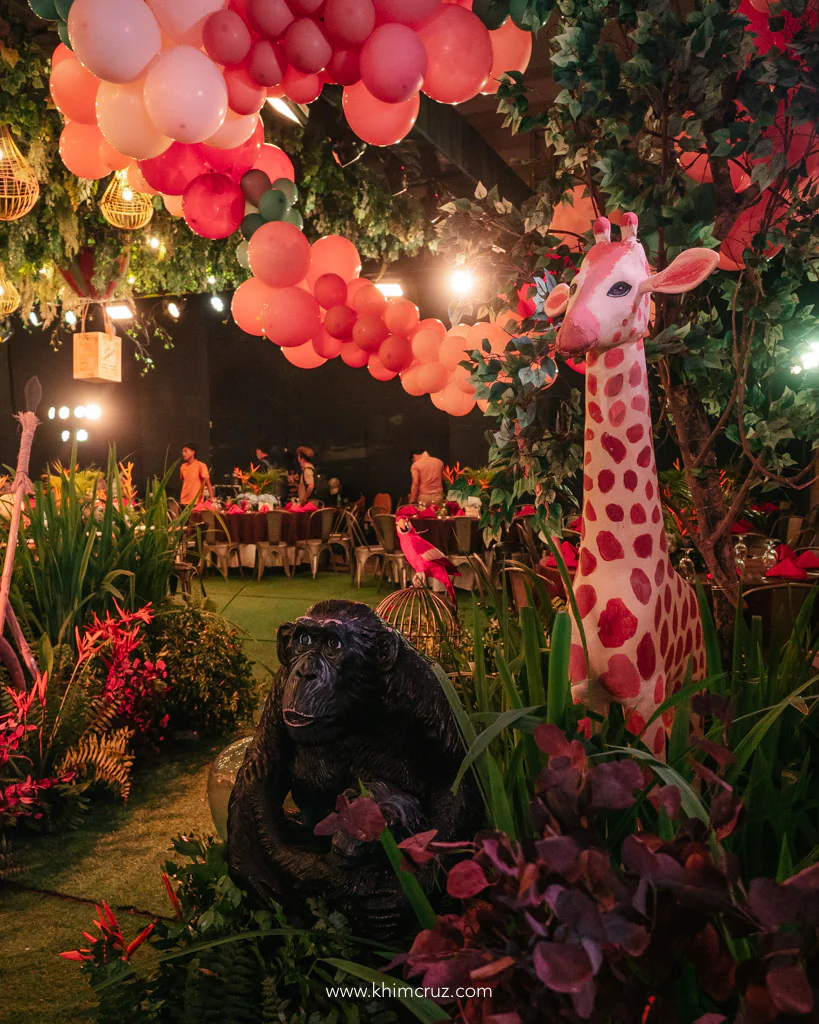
[569,281,578,296]
[607,281,632,297]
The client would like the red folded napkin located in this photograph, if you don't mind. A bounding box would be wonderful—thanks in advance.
[397,505,417,516]
[795,550,819,570]
[455,509,465,516]
[226,505,242,515]
[777,543,795,561]
[752,501,779,513]
[544,541,578,568]
[445,501,461,516]
[568,516,582,531]
[417,507,437,519]
[193,501,214,512]
[766,558,808,580]
[285,502,302,512]
[515,504,536,518]
[302,501,317,512]
[730,518,755,534]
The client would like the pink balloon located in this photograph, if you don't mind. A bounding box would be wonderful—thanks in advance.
[143,46,228,144]
[59,122,111,179]
[379,333,414,372]
[50,58,100,124]
[324,0,375,47]
[249,222,312,287]
[313,325,343,358]
[340,341,369,368]
[373,0,439,26]
[225,66,269,112]
[415,361,449,394]
[246,0,294,39]
[480,18,532,95]
[342,82,419,146]
[411,327,442,363]
[183,172,245,238]
[202,117,263,174]
[96,80,172,160]
[205,109,259,149]
[360,24,427,104]
[203,9,252,65]
[282,341,328,368]
[326,49,361,86]
[145,0,227,47]
[282,66,323,103]
[232,276,275,335]
[68,0,161,84]
[253,143,296,182]
[284,18,332,74]
[307,236,362,287]
[290,0,324,12]
[247,40,287,88]
[262,288,321,347]
[368,354,397,381]
[139,142,210,194]
[419,6,493,104]
[162,192,184,216]
[52,43,73,69]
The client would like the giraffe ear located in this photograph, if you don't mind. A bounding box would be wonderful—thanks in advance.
[544,282,570,317]
[638,248,719,295]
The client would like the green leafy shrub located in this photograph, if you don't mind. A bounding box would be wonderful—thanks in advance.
[149,605,257,737]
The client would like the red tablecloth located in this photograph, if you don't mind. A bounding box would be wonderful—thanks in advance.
[197,510,321,546]
[408,516,480,556]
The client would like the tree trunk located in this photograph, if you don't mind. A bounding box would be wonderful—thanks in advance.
[667,383,738,652]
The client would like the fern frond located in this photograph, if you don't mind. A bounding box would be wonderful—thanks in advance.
[55,727,135,801]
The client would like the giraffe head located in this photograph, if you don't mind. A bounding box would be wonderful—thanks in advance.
[545,213,719,357]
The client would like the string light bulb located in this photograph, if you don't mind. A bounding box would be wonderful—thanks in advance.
[451,270,474,296]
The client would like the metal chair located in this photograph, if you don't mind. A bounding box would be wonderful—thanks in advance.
[742,582,818,655]
[327,507,352,572]
[371,514,408,589]
[295,507,337,578]
[344,509,384,587]
[200,510,241,575]
[255,510,292,579]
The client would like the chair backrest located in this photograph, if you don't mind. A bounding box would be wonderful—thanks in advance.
[367,505,388,523]
[344,508,370,548]
[200,509,228,543]
[311,506,336,542]
[373,492,392,514]
[266,509,286,544]
[372,513,399,554]
[453,516,473,555]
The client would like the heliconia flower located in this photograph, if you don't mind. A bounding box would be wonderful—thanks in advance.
[162,872,183,918]
[59,949,90,961]
[125,922,154,958]
[35,671,48,706]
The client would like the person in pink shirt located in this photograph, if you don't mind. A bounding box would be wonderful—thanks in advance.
[409,449,445,506]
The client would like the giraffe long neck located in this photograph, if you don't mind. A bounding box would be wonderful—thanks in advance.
[578,339,669,580]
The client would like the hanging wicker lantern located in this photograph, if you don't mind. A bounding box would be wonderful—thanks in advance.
[0,265,21,318]
[376,584,461,669]
[99,170,154,231]
[0,124,40,222]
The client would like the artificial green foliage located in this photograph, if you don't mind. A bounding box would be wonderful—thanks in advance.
[148,603,257,736]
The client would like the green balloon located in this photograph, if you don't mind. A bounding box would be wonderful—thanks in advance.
[240,213,265,240]
[55,0,74,18]
[473,0,509,30]
[258,188,290,222]
[284,208,303,230]
[57,18,73,48]
[29,0,59,18]
[271,178,298,205]
[236,240,250,270]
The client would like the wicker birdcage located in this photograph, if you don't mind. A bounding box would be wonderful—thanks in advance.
[0,124,40,222]
[0,265,21,318]
[99,170,154,231]
[376,584,461,668]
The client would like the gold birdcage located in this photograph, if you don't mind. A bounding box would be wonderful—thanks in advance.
[99,170,154,231]
[0,124,40,222]
[0,265,21,318]
[376,584,461,668]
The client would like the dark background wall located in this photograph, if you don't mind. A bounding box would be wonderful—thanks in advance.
[0,296,488,503]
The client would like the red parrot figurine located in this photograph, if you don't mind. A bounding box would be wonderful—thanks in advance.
[395,517,459,605]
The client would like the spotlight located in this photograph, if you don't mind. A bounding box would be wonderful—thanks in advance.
[210,295,225,312]
[451,270,474,296]
[106,303,134,321]
[331,136,367,169]
[60,429,70,442]
[29,311,40,326]
[76,428,89,442]
[375,282,403,298]
[165,300,181,320]
[64,310,77,325]
[58,406,69,419]
[86,404,101,420]
[74,406,86,419]
[149,236,160,250]
[267,96,304,125]
[47,407,56,420]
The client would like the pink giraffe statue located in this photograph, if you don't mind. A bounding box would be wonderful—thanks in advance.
[544,213,718,755]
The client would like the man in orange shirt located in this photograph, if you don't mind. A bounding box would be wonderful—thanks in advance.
[409,449,445,506]
[180,444,214,505]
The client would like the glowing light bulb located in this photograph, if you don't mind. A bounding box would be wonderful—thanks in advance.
[65,310,77,325]
[128,274,135,284]
[29,311,40,326]
[167,301,181,320]
[149,237,160,250]
[122,187,133,202]
[76,428,89,442]
[74,406,86,419]
[47,407,56,420]
[60,429,70,442]
[58,406,69,419]
[451,270,473,296]
[210,295,225,312]
[86,404,101,420]
[207,275,216,285]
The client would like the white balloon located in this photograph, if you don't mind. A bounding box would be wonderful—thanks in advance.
[143,46,227,144]
[68,0,161,84]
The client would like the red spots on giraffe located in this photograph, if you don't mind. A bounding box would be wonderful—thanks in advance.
[626,423,644,443]
[632,395,646,412]
[630,567,651,605]
[663,586,672,613]
[575,584,597,619]
[584,476,593,491]
[587,351,597,367]
[589,402,603,423]
[629,362,642,387]
[655,560,665,586]
[585,427,594,441]
[659,532,667,553]
[621,318,628,327]
[604,348,624,368]
[637,445,652,468]
[637,633,656,679]
[660,621,669,656]
[609,401,627,426]
[612,332,621,343]
[651,506,660,524]
[600,654,641,699]
[597,531,624,561]
[602,433,627,464]
[653,675,665,704]
[579,548,598,575]
[674,636,683,665]
[604,374,624,397]
[634,534,653,558]
[645,480,654,499]
[667,561,674,579]
[630,504,647,524]
[598,469,615,493]
[585,501,597,521]
[625,709,645,736]
[624,470,638,491]
[569,643,587,682]
[585,452,592,465]
[587,375,598,396]
[672,603,678,635]
[654,593,662,629]
[597,598,638,648]
[653,729,666,755]
[684,628,693,654]
[606,503,624,522]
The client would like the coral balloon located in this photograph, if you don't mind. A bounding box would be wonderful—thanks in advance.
[246,0,294,38]
[50,57,100,124]
[247,40,286,88]
[418,317,446,337]
[52,42,73,68]
[368,354,397,381]
[162,192,184,216]
[324,305,358,340]
[144,47,228,144]
[126,162,158,195]
[202,117,263,173]
[353,315,389,352]
[204,110,259,149]
[59,122,110,179]
[342,82,419,146]
[439,330,469,370]
[419,6,492,104]
[284,18,332,74]
[225,67,269,113]
[411,327,442,363]
[139,142,209,194]
[232,276,275,335]
[401,366,427,396]
[384,297,420,335]
[282,67,323,103]
[549,185,595,243]
[480,17,532,95]
[340,341,369,368]
[307,235,362,286]
[360,24,427,104]
[373,0,439,26]
[282,341,327,368]
[203,9,251,64]
[351,283,387,317]
[253,143,295,182]
[313,273,348,309]
[146,0,227,46]
[346,278,371,304]
[261,287,321,347]
[68,0,161,84]
[327,49,361,85]
[312,325,343,358]
[677,147,712,184]
[324,0,375,47]
[466,320,509,355]
[96,80,172,160]
[100,138,132,172]
[249,221,312,287]
[718,198,787,269]
[452,363,475,394]
[415,361,449,394]
[379,333,414,372]
[432,380,476,416]
[183,172,245,238]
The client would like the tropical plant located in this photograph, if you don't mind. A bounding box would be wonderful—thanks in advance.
[231,463,286,498]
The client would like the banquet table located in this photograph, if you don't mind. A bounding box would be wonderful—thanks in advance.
[193,509,322,569]
[407,515,480,556]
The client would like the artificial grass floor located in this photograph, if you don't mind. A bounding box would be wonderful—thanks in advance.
[0,569,385,1024]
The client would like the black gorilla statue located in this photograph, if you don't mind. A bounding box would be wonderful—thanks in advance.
[227,599,480,937]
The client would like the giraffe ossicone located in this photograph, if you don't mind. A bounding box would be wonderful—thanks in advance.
[551,212,718,756]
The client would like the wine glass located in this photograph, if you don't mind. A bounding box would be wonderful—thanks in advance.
[762,537,779,571]
[678,543,696,584]
[733,533,748,578]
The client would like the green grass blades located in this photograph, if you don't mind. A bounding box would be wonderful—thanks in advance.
[378,825,437,931]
